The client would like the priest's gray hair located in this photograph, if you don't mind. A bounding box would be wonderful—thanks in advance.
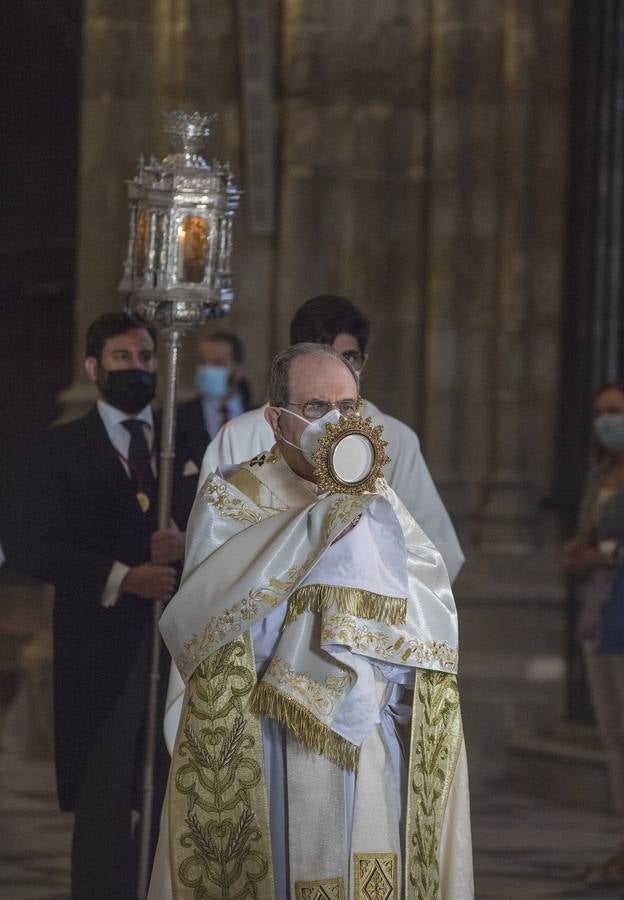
[268,342,357,408]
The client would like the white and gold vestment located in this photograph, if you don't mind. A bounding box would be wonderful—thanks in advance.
[148,449,473,900]
[200,401,465,582]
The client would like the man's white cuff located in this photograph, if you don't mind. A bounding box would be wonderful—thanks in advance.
[101,561,131,608]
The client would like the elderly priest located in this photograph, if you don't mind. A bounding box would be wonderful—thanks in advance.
[148,343,473,900]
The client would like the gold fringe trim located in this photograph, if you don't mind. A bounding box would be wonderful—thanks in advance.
[284,583,407,627]
[250,682,360,772]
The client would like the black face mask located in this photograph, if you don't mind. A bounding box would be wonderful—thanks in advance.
[98,368,157,414]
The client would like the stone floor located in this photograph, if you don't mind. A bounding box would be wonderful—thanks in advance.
[2,564,622,898]
[1,747,624,900]
[0,752,72,900]
[472,788,624,899]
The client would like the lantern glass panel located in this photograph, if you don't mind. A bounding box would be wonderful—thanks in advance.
[153,215,164,282]
[177,214,210,283]
[135,210,149,278]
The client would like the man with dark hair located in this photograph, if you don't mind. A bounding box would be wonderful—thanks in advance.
[289,294,371,359]
[177,330,254,467]
[85,309,158,359]
[201,295,464,581]
[22,310,196,899]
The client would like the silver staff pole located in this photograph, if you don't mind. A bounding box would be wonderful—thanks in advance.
[136,327,182,899]
[118,110,240,900]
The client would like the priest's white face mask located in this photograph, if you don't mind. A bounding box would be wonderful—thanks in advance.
[278,408,342,464]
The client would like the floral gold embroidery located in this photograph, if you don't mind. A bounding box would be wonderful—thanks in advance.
[177,579,287,678]
[170,635,274,899]
[406,671,462,900]
[265,654,351,718]
[295,877,346,900]
[320,614,458,672]
[199,472,262,524]
[177,495,369,679]
[354,852,397,900]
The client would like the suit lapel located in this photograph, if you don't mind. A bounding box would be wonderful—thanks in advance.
[81,406,143,513]
[191,398,206,434]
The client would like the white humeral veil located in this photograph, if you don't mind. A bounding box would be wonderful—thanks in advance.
[200,401,465,582]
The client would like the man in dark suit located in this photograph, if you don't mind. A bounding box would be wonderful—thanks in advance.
[22,311,195,899]
[176,330,253,467]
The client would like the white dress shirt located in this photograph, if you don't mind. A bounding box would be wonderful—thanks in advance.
[97,400,155,607]
[201,391,245,438]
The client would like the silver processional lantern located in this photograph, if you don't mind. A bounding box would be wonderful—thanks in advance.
[120,109,240,322]
[119,110,240,900]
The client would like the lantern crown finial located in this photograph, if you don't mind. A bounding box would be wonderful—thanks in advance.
[161,110,217,167]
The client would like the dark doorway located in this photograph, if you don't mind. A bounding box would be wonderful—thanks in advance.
[558,0,624,721]
[1,1,83,569]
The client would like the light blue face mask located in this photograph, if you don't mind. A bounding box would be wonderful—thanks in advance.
[195,364,230,399]
[594,413,624,453]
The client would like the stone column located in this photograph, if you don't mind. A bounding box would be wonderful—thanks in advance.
[60,0,274,418]
[476,1,569,554]
[422,1,569,553]
[422,0,504,539]
[277,0,432,427]
[277,1,569,557]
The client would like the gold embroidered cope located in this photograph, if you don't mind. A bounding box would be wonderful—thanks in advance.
[176,492,369,680]
[160,450,465,897]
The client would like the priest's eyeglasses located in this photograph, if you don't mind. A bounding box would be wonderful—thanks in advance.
[340,350,365,371]
[287,397,363,420]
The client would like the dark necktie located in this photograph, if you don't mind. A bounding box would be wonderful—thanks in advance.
[220,401,230,429]
[122,419,157,504]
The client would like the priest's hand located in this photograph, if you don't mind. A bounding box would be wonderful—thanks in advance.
[151,523,185,566]
[120,563,177,602]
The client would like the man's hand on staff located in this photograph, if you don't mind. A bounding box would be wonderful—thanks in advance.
[151,522,185,565]
[561,537,614,573]
[120,563,177,602]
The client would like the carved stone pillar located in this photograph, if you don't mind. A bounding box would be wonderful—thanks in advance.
[60,0,190,416]
[477,2,569,554]
[60,0,274,418]
[422,0,504,539]
[278,1,569,559]
[422,1,569,554]
[276,1,431,427]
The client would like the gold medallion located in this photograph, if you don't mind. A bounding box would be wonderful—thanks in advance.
[136,491,150,513]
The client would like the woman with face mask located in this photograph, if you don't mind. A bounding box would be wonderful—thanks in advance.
[562,382,624,885]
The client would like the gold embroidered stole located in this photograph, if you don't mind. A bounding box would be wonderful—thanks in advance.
[405,670,463,900]
[168,633,275,899]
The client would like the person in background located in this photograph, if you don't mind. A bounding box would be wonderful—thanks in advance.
[22,311,196,899]
[201,295,464,582]
[562,382,624,886]
[176,330,253,468]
